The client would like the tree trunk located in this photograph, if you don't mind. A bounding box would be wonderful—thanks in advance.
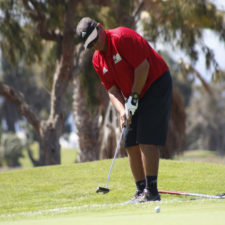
[33,0,77,165]
[38,119,62,164]
[72,78,106,162]
[4,102,18,132]
[99,102,126,159]
[0,0,77,165]
[72,79,98,162]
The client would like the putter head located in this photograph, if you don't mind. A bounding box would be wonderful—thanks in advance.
[96,187,110,194]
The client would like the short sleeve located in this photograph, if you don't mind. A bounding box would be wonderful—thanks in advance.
[92,53,115,90]
[116,28,148,69]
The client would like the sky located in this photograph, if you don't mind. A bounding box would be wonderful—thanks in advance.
[195,30,225,81]
[195,0,225,81]
[213,0,225,10]
[152,0,225,83]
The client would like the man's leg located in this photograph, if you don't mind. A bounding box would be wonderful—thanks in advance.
[140,144,160,200]
[126,145,146,195]
[140,144,159,177]
[126,145,145,181]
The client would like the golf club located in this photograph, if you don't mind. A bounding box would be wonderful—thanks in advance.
[96,127,126,194]
[159,190,225,199]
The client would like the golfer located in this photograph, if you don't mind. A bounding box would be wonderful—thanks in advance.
[76,17,173,202]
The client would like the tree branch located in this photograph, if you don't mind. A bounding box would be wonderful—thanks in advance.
[132,0,145,19]
[179,60,212,95]
[22,0,62,41]
[0,82,41,135]
[70,44,91,79]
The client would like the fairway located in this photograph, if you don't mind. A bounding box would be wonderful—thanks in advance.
[0,158,225,225]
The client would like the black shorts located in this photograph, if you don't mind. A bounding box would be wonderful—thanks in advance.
[124,70,173,147]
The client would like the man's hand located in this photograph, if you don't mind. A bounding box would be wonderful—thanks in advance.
[125,93,139,120]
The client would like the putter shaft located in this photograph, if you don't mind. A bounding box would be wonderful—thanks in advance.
[96,127,125,194]
[105,127,125,188]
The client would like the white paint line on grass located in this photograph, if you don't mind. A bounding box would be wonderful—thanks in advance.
[0,198,213,219]
[0,203,126,218]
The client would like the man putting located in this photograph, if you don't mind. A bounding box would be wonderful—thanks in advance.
[76,17,173,203]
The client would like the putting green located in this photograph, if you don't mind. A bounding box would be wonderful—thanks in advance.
[1,201,225,225]
[1,159,224,225]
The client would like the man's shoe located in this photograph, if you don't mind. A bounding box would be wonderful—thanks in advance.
[126,190,144,203]
[136,189,161,203]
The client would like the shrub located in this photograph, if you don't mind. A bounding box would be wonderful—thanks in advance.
[0,133,24,167]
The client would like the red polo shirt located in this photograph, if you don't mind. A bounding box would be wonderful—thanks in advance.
[92,27,169,99]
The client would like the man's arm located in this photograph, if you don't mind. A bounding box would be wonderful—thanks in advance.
[131,59,150,95]
[108,59,149,126]
[124,59,149,120]
[108,85,126,128]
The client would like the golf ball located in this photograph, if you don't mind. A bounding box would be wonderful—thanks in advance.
[155,206,160,213]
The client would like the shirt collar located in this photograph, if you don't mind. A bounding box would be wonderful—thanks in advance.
[101,30,111,57]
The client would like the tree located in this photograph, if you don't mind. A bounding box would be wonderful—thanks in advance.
[143,0,225,69]
[0,0,224,165]
[0,0,87,165]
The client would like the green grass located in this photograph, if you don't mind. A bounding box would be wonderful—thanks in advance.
[19,143,77,168]
[175,150,225,164]
[0,158,225,224]
[18,143,225,170]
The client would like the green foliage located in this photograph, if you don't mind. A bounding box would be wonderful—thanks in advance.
[213,69,225,81]
[0,0,66,66]
[0,1,45,65]
[99,0,133,28]
[160,51,193,107]
[0,57,50,132]
[0,132,24,167]
[142,0,225,69]
[79,54,99,112]
[0,11,26,65]
[44,0,65,29]
[22,25,43,65]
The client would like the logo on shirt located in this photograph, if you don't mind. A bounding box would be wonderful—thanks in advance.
[103,67,108,74]
[81,32,86,38]
[113,53,122,64]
